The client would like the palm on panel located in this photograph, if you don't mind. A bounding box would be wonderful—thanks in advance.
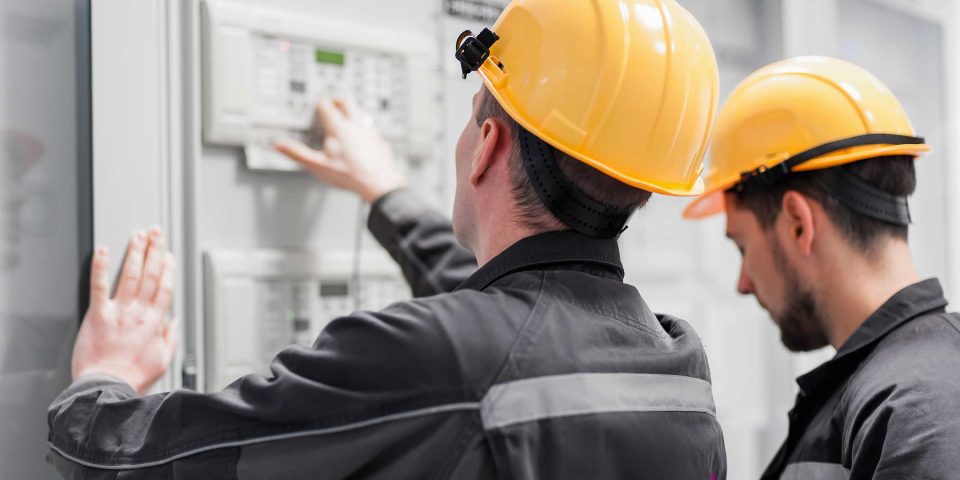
[71,228,178,394]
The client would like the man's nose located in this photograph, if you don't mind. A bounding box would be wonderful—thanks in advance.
[737,265,754,295]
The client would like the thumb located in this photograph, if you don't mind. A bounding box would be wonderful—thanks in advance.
[274,139,329,168]
[89,247,110,312]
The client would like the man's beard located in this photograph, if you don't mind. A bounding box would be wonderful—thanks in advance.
[770,239,830,352]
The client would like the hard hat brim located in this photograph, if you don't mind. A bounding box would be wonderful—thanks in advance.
[683,190,724,219]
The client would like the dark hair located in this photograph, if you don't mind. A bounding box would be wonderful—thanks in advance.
[475,89,653,232]
[731,155,917,252]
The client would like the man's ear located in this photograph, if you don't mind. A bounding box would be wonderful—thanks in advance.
[470,118,510,187]
[780,191,816,256]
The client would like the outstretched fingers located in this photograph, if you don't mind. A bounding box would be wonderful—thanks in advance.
[153,252,176,313]
[115,230,147,303]
[137,229,165,305]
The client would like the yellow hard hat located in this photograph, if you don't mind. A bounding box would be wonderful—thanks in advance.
[456,0,719,197]
[684,56,931,219]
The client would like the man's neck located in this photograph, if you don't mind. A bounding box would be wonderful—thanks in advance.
[817,239,920,349]
[474,224,545,267]
[472,204,565,266]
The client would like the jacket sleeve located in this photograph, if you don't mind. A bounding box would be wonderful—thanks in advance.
[47,301,476,479]
[368,188,477,297]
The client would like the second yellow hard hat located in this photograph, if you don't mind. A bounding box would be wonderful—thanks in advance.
[684,56,931,219]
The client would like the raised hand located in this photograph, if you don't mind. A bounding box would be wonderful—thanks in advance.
[274,99,406,204]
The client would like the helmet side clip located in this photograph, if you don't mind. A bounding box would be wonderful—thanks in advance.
[456,28,500,79]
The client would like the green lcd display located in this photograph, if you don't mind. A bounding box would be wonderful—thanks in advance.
[315,49,346,65]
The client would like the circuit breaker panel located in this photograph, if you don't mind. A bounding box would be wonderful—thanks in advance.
[202,249,409,392]
[201,0,437,171]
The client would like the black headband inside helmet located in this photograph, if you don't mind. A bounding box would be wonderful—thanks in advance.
[732,133,925,226]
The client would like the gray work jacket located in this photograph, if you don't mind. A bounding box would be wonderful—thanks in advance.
[47,189,726,479]
[762,278,960,480]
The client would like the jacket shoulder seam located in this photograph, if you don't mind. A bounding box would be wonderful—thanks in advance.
[942,312,960,335]
[545,289,665,338]
[484,272,548,394]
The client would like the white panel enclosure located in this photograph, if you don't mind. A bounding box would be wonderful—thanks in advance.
[201,0,438,171]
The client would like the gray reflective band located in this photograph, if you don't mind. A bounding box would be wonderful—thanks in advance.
[780,462,850,480]
[480,373,716,430]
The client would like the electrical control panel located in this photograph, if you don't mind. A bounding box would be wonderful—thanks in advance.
[201,0,438,171]
[202,249,410,392]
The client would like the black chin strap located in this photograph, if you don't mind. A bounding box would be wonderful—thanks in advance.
[519,129,634,238]
[733,133,924,226]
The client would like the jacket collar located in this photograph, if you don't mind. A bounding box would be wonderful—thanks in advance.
[796,278,948,395]
[455,230,624,292]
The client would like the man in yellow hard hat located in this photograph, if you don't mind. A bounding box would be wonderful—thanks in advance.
[685,56,960,479]
[48,1,727,478]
